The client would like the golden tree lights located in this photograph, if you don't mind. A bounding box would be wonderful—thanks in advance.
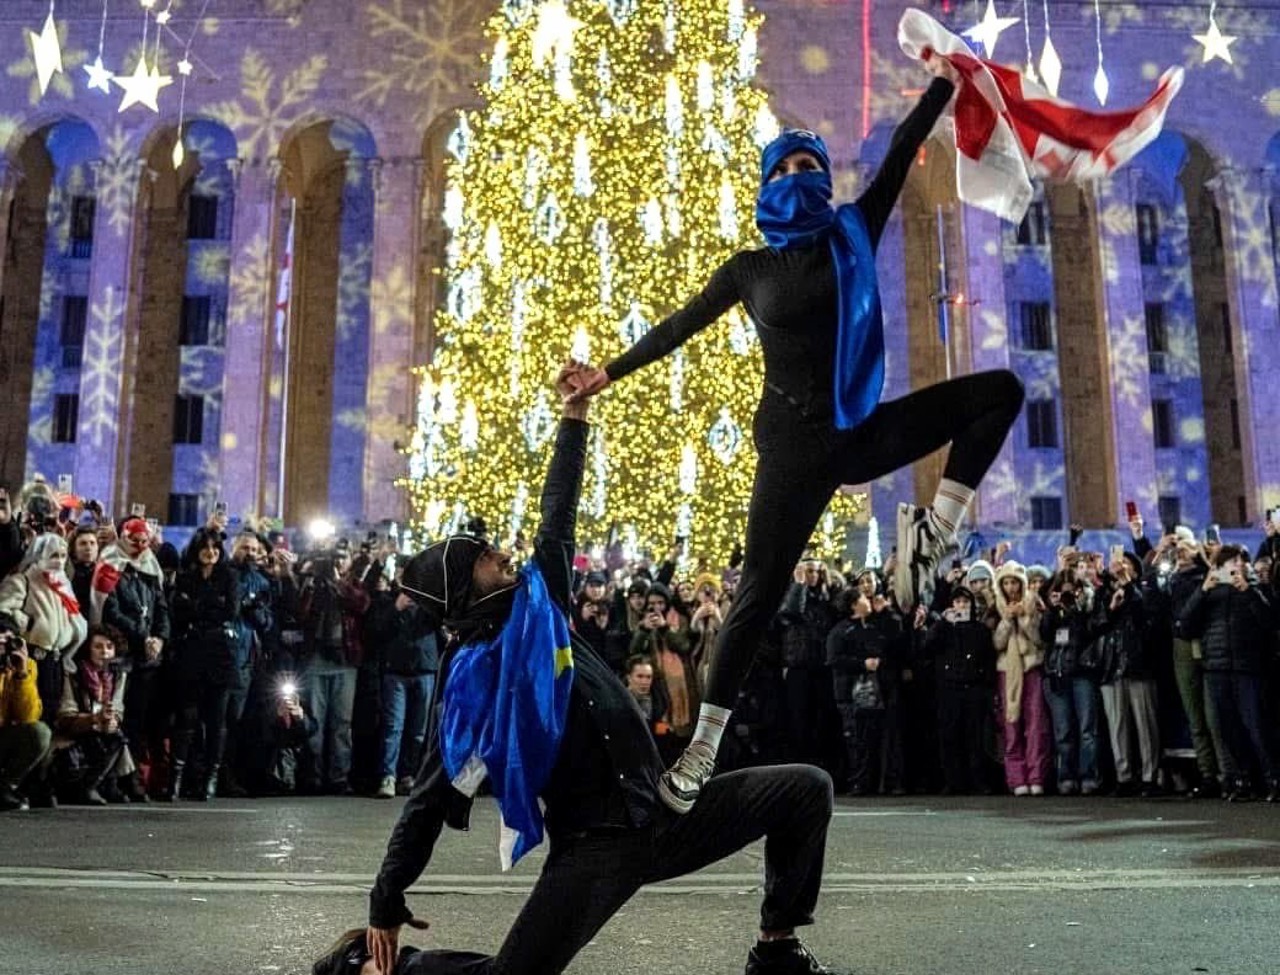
[403,0,863,562]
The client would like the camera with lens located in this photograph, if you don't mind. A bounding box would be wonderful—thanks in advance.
[1,632,27,670]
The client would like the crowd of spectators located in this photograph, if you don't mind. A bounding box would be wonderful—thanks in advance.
[1,474,1278,813]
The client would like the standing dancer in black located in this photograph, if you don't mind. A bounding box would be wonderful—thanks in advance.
[567,55,1024,813]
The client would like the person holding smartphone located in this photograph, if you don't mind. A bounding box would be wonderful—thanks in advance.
[0,630,52,811]
[1178,545,1278,802]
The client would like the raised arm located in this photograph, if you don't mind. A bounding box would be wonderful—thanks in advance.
[855,76,955,248]
[596,258,741,387]
[533,366,593,610]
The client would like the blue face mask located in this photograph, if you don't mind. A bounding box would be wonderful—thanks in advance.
[755,170,836,248]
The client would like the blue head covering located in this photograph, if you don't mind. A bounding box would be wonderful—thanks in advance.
[755,130,885,430]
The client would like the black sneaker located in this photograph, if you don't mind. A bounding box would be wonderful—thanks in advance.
[745,938,850,975]
[657,742,717,814]
[894,503,946,610]
[0,784,29,812]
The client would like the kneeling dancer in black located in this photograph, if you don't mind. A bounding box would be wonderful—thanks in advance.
[318,365,841,975]
[566,54,1024,814]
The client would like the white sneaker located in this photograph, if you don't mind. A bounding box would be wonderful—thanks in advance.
[657,742,717,814]
[375,775,396,799]
[1013,786,1030,797]
[1029,785,1045,796]
[895,503,948,609]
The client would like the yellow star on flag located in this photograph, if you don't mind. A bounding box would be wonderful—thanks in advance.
[28,11,64,96]
[963,0,1019,61]
[1193,14,1237,65]
[112,55,173,113]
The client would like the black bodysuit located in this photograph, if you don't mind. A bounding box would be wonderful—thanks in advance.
[603,77,1025,709]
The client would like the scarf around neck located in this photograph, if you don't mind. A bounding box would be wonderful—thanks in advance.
[756,130,885,430]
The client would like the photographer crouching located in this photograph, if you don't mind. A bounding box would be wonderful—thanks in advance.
[0,629,53,811]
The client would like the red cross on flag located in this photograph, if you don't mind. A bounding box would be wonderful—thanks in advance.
[898,8,1184,223]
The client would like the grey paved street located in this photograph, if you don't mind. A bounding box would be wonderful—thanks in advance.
[2,793,1278,975]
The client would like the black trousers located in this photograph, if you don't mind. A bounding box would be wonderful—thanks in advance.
[938,682,994,793]
[704,370,1024,708]
[784,666,843,778]
[171,681,249,774]
[398,764,834,975]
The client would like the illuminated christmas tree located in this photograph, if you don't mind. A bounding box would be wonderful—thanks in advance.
[404,0,861,560]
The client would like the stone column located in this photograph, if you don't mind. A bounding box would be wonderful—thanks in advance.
[363,155,422,523]
[1092,171,1160,522]
[1208,167,1280,517]
[958,203,1018,527]
[218,157,282,521]
[0,159,16,276]
[75,156,146,511]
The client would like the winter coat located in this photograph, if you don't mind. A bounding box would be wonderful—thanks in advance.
[992,561,1043,721]
[365,594,441,676]
[923,616,996,687]
[1167,564,1208,641]
[0,658,42,726]
[826,610,906,679]
[56,666,128,735]
[1178,583,1274,675]
[170,566,239,687]
[71,562,94,621]
[1093,581,1154,681]
[778,583,838,669]
[229,562,275,687]
[0,568,87,665]
[95,562,171,670]
[300,575,370,668]
[1040,603,1104,682]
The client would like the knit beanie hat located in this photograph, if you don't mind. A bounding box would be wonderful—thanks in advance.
[398,535,489,619]
[1026,564,1052,583]
[965,559,995,586]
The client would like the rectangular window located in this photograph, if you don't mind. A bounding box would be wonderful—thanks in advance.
[1026,399,1059,449]
[1018,302,1053,351]
[1230,398,1241,449]
[1211,204,1224,249]
[179,296,212,346]
[173,394,205,445]
[69,196,95,242]
[1158,495,1182,531]
[1030,496,1064,531]
[1136,203,1159,265]
[53,394,79,443]
[1016,201,1047,246]
[1221,303,1232,356]
[187,195,219,240]
[60,295,88,347]
[168,493,200,527]
[1152,399,1176,449]
[1144,303,1168,353]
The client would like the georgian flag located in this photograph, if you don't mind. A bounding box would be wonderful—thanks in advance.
[898,8,1184,223]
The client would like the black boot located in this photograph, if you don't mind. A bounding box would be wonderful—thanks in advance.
[160,761,185,803]
[120,772,150,804]
[204,764,220,802]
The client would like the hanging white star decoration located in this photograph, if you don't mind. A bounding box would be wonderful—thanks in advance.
[84,55,114,93]
[28,11,64,96]
[1193,12,1237,64]
[112,56,172,113]
[963,0,1019,60]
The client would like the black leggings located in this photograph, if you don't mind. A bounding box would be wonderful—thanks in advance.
[705,369,1024,709]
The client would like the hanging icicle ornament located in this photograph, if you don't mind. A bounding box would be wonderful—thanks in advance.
[442,185,465,231]
[678,445,698,495]
[737,25,758,81]
[484,222,503,267]
[570,326,591,363]
[447,114,472,162]
[665,75,685,137]
[707,408,743,465]
[447,266,482,323]
[507,482,530,542]
[1193,0,1237,64]
[619,301,651,346]
[604,0,636,27]
[437,379,459,425]
[963,0,1019,60]
[460,400,480,452]
[573,131,595,196]
[641,198,664,246]
[1091,0,1109,105]
[669,351,685,412]
[502,0,533,27]
[703,124,730,163]
[522,147,546,209]
[727,0,745,42]
[535,192,566,244]
[84,0,114,94]
[1020,0,1038,84]
[727,309,756,356]
[696,61,715,112]
[29,1,64,97]
[596,50,614,118]
[1038,0,1061,97]
[592,218,614,309]
[663,0,677,54]
[510,280,529,353]
[718,175,739,240]
[753,104,779,147]
[170,0,210,169]
[553,44,575,101]
[521,392,557,452]
[664,194,682,238]
[588,430,608,518]
[531,0,582,70]
[721,81,738,123]
[489,36,509,90]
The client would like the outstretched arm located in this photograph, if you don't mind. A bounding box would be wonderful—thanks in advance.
[856,71,956,248]
[535,365,593,610]
[571,258,741,398]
